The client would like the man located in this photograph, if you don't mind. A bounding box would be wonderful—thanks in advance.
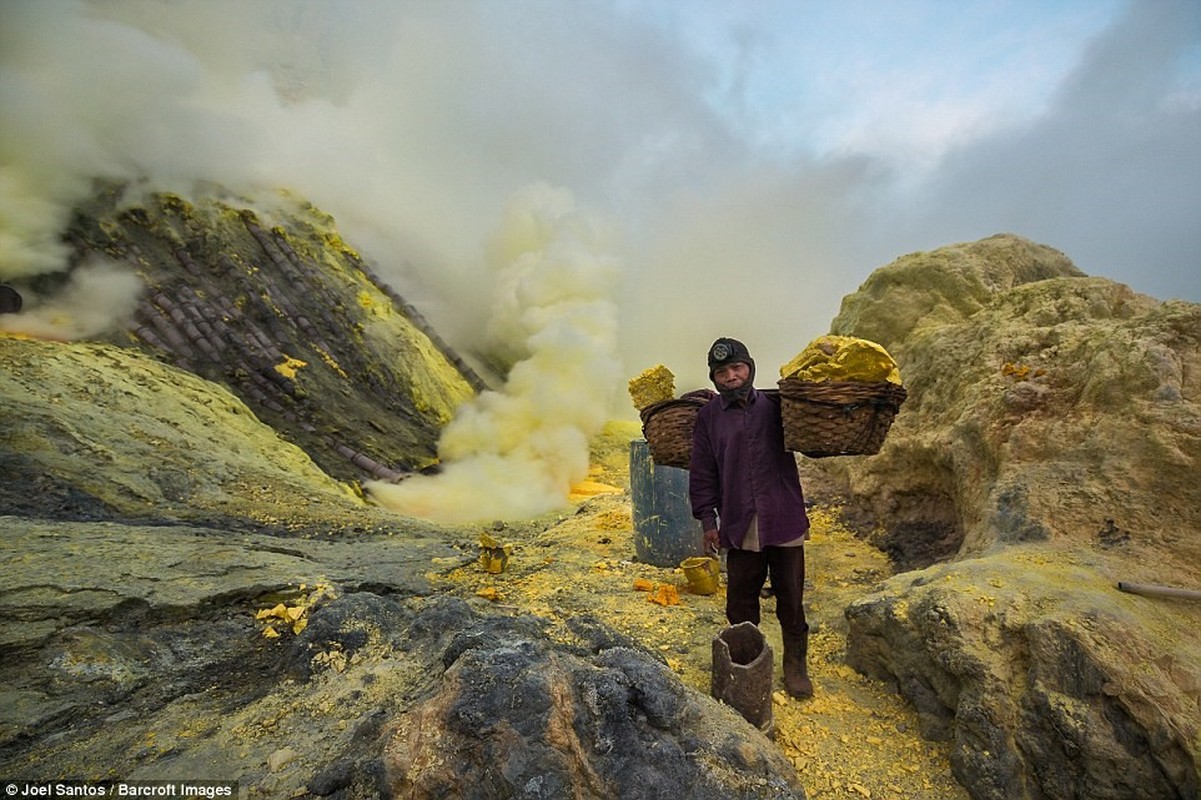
[688,337,813,698]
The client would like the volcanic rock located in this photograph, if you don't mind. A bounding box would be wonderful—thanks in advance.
[73,185,481,483]
[802,233,1201,799]
[819,234,1199,567]
[381,600,802,799]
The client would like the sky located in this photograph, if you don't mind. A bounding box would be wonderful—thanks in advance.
[2,0,1199,518]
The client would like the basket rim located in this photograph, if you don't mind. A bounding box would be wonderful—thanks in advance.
[638,389,715,423]
[777,377,907,407]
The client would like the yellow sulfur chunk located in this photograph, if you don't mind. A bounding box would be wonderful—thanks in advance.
[479,531,512,574]
[274,356,307,380]
[647,583,680,606]
[779,335,902,384]
[627,364,676,411]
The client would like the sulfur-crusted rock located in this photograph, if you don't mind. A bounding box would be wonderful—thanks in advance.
[808,235,1200,568]
[803,233,1201,800]
[44,185,479,484]
[845,550,1200,800]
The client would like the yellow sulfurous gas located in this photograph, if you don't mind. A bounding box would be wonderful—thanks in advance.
[780,336,902,384]
[627,364,676,411]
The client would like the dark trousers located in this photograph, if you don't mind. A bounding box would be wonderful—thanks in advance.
[725,546,809,640]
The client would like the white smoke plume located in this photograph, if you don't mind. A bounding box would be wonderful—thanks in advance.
[0,258,143,340]
[365,184,622,523]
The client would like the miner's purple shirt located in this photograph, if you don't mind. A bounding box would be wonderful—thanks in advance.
[688,387,810,549]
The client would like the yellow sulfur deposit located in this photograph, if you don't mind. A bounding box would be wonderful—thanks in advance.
[253,581,336,637]
[780,336,902,384]
[647,583,681,606]
[479,531,513,574]
[273,355,308,380]
[627,364,676,411]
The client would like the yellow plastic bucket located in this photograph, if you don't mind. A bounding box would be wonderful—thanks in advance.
[681,556,721,595]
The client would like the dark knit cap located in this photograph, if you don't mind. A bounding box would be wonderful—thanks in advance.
[707,337,755,381]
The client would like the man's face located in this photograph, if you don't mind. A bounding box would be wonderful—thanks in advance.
[713,362,751,391]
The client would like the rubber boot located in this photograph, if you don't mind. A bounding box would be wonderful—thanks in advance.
[782,633,813,699]
[711,622,775,737]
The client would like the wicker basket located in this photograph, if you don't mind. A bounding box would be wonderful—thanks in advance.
[777,379,907,458]
[639,390,714,469]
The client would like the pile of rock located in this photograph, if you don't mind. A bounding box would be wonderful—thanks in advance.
[803,233,1201,799]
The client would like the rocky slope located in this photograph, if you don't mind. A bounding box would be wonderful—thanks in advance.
[3,190,1197,800]
[800,234,1201,799]
[0,332,966,800]
[73,185,481,484]
[0,189,805,798]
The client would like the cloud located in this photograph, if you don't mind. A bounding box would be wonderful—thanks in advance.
[891,0,1201,302]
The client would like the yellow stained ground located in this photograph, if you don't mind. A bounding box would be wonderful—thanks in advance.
[431,421,970,800]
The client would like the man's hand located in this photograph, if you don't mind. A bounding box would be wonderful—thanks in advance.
[703,528,720,555]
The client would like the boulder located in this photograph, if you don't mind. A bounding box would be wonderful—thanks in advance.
[811,234,1200,569]
[1,336,370,526]
[845,551,1200,800]
[2,581,805,799]
[802,234,1201,799]
[381,601,803,800]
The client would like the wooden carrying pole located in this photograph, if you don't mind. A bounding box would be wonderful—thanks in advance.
[1117,582,1201,601]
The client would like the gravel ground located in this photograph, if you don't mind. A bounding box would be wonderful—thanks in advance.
[433,420,972,800]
